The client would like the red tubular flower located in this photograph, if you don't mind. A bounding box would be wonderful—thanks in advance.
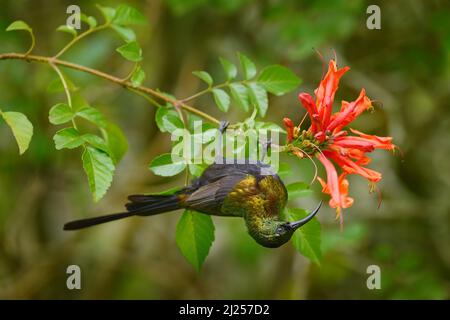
[332,138,375,153]
[349,129,395,150]
[327,89,372,133]
[317,174,354,212]
[283,118,295,143]
[316,152,342,209]
[285,58,395,220]
[298,93,320,132]
[324,150,382,182]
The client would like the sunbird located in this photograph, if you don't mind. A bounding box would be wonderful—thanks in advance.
[64,122,322,248]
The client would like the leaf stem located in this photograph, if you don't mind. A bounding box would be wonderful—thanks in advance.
[49,62,78,130]
[127,88,163,108]
[180,81,244,103]
[53,24,109,59]
[122,62,138,82]
[25,30,35,57]
[0,52,221,125]
[184,166,190,186]
[180,87,213,103]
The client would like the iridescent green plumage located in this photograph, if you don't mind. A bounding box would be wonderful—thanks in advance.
[220,174,290,247]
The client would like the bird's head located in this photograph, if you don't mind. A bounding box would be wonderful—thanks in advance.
[247,201,322,248]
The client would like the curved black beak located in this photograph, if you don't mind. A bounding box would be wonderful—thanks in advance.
[289,201,322,230]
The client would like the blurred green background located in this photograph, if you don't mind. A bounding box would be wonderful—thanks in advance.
[0,0,449,299]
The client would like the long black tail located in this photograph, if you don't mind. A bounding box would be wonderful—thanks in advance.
[63,194,182,231]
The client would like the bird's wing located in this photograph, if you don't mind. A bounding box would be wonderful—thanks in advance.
[192,161,274,188]
[185,173,246,215]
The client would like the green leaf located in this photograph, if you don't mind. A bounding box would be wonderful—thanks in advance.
[286,208,322,264]
[247,83,268,117]
[149,153,186,177]
[82,146,115,202]
[187,113,204,132]
[116,41,142,62]
[192,71,213,87]
[155,107,184,133]
[6,20,32,32]
[1,111,33,154]
[191,121,216,144]
[219,57,237,81]
[286,182,313,199]
[56,25,77,37]
[47,76,77,93]
[76,106,107,128]
[100,122,128,164]
[113,4,146,26]
[82,133,109,154]
[212,88,230,112]
[255,121,286,133]
[188,163,207,177]
[80,13,97,29]
[111,24,136,42]
[278,162,291,179]
[257,65,301,96]
[71,94,89,110]
[163,114,184,133]
[229,83,250,112]
[131,65,146,87]
[48,103,74,125]
[199,122,217,132]
[176,210,215,271]
[53,127,84,150]
[198,128,217,144]
[96,5,116,23]
[155,186,183,195]
[238,53,256,80]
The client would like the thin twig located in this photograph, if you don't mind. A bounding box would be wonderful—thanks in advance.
[0,52,221,125]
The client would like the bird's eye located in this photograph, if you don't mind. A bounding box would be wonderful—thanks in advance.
[276,226,284,234]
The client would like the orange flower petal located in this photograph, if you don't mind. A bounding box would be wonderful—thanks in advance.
[349,128,395,150]
[317,176,329,193]
[298,93,320,133]
[317,152,342,209]
[314,60,350,128]
[325,150,382,182]
[327,89,372,133]
[332,136,376,152]
[318,173,354,220]
[283,117,295,142]
[347,148,372,165]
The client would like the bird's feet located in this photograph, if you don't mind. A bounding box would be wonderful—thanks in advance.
[260,139,272,160]
[219,120,230,134]
[214,120,230,164]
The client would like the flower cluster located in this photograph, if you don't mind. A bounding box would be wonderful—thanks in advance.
[284,59,395,222]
